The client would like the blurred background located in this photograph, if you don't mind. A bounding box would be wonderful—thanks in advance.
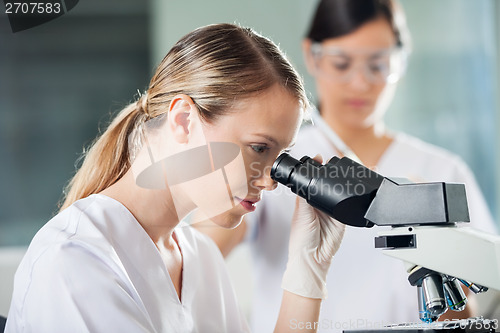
[1,0,499,320]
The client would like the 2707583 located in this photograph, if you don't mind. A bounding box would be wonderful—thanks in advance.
[5,2,61,14]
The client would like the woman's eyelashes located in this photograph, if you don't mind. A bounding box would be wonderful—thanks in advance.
[250,144,270,154]
[331,60,350,71]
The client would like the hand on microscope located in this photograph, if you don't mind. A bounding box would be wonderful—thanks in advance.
[281,155,346,299]
[274,155,345,333]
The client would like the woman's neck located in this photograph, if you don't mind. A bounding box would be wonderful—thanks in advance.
[100,171,182,244]
[325,117,393,168]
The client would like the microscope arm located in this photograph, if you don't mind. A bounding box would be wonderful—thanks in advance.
[375,225,500,291]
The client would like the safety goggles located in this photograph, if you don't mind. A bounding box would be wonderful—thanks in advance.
[309,43,407,84]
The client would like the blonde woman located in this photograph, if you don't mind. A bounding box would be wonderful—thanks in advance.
[5,24,345,332]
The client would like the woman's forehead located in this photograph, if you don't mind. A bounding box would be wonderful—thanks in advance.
[209,86,302,144]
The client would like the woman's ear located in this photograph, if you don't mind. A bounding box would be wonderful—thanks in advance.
[168,94,200,144]
[302,39,316,75]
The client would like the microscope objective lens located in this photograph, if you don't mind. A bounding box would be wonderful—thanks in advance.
[444,278,467,312]
[417,286,438,323]
[421,275,447,317]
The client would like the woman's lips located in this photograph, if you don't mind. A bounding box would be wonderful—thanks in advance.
[235,197,260,212]
[345,98,369,108]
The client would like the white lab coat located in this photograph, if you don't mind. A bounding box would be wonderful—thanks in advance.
[6,194,249,333]
[246,124,497,333]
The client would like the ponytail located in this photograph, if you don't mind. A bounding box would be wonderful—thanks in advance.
[59,96,148,211]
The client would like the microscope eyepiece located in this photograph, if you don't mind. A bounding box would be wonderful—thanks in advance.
[270,153,302,186]
[270,153,384,228]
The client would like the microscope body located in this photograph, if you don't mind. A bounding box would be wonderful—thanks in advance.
[271,153,500,328]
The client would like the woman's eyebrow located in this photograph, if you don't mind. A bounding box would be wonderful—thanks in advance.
[253,133,296,151]
[252,133,278,145]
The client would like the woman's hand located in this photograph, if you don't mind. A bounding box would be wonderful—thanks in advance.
[275,196,345,332]
[282,175,346,299]
[274,155,345,332]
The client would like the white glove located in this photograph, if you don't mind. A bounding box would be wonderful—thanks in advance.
[282,196,346,299]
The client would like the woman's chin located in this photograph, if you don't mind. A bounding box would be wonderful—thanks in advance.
[207,211,244,229]
[216,214,243,229]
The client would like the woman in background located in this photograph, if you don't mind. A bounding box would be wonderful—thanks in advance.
[6,23,345,332]
[198,1,497,332]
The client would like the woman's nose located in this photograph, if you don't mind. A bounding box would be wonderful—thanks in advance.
[348,67,371,92]
[252,168,278,192]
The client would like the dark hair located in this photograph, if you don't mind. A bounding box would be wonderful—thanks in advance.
[306,0,409,50]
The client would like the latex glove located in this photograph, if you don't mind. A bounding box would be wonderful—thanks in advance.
[282,196,346,299]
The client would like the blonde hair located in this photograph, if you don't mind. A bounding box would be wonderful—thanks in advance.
[60,23,308,211]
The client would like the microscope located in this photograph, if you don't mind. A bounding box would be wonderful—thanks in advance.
[271,153,500,332]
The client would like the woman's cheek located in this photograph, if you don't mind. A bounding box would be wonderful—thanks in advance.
[221,149,250,199]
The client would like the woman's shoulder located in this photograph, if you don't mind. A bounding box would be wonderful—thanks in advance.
[34,194,132,243]
[391,132,464,165]
[379,132,471,182]
[12,195,148,302]
[20,195,137,277]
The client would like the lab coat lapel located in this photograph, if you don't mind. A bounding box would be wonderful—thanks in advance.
[101,198,180,331]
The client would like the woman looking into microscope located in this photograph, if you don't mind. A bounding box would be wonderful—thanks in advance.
[6,23,345,332]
